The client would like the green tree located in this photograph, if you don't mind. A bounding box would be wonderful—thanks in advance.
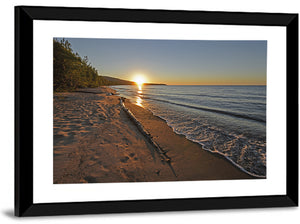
[53,38,111,91]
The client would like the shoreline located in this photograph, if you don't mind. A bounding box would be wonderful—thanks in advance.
[131,100,265,178]
[134,105,265,178]
[121,96,262,179]
[54,86,255,184]
[122,93,255,181]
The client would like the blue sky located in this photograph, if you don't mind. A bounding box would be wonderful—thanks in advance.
[56,38,267,85]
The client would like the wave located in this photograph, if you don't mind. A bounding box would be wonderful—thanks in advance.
[143,97,266,123]
[112,85,266,177]
[142,93,266,108]
[143,92,266,101]
[145,107,266,178]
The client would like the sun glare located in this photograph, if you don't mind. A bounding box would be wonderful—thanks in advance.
[133,75,146,85]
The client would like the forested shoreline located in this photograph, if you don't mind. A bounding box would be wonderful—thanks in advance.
[53,39,111,92]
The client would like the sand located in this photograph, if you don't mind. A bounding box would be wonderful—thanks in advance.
[53,87,253,184]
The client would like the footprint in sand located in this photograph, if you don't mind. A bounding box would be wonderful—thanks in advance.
[84,176,97,183]
[129,153,135,157]
[122,137,131,145]
[120,156,130,163]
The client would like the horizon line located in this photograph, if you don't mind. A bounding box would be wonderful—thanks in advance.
[143,83,266,86]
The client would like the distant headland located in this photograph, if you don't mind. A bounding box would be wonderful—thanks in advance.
[101,76,166,86]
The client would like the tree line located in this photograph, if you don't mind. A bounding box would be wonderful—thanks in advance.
[53,38,111,91]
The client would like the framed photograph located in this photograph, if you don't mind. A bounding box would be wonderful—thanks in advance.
[15,6,298,216]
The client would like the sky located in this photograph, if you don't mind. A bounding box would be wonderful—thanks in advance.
[56,38,267,85]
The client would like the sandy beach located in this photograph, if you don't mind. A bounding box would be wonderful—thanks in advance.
[54,87,253,184]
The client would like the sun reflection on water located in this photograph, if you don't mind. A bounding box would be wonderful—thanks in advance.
[136,84,143,107]
[138,84,142,91]
[136,96,143,107]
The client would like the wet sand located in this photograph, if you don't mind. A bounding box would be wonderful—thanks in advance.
[53,87,253,184]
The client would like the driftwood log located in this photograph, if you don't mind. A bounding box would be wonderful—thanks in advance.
[119,98,172,165]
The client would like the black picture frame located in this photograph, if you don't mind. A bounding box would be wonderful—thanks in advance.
[15,6,298,217]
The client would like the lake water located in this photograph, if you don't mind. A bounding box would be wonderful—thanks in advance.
[111,85,266,177]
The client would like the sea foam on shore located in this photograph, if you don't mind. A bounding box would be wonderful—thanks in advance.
[112,85,266,177]
[53,87,254,184]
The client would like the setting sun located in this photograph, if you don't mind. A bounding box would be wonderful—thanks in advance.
[133,75,146,85]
